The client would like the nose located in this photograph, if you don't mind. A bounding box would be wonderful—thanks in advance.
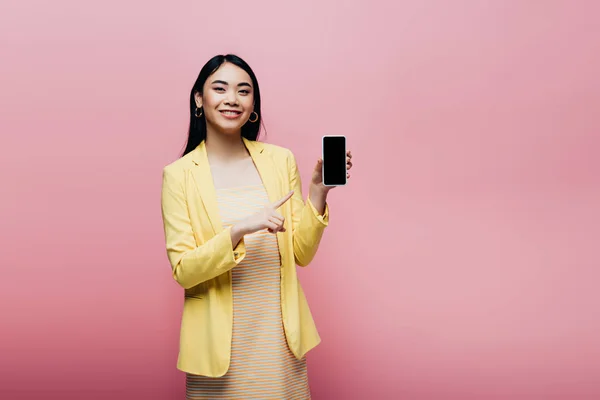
[224,89,238,105]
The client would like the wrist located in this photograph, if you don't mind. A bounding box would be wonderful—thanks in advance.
[309,184,330,197]
[232,223,250,237]
[308,186,329,216]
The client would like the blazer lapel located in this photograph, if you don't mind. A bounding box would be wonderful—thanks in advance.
[244,138,288,259]
[190,138,282,236]
[190,140,222,235]
[243,137,282,206]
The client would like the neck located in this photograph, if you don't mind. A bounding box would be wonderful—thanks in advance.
[204,125,249,164]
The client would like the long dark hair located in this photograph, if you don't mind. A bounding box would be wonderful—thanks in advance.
[181,54,265,157]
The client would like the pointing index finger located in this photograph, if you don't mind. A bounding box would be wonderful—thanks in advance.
[272,190,294,209]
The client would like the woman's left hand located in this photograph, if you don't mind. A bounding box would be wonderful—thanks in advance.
[311,150,353,192]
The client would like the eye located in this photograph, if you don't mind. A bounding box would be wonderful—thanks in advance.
[240,90,250,94]
[214,87,225,92]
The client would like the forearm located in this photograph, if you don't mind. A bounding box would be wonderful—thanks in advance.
[308,184,329,216]
[162,166,248,290]
[170,226,246,289]
[293,186,330,266]
[287,152,330,266]
[230,223,248,248]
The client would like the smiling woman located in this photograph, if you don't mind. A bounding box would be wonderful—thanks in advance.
[160,54,339,400]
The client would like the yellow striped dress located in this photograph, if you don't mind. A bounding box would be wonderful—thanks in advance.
[186,183,311,399]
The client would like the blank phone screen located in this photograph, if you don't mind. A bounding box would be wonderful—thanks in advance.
[323,136,346,186]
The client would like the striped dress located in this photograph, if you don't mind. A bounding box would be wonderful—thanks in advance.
[186,183,311,399]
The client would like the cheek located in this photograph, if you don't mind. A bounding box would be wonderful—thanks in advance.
[202,93,219,108]
[242,95,254,109]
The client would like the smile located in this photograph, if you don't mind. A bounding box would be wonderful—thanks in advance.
[219,110,242,118]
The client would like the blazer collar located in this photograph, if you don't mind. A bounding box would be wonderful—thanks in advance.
[189,137,282,235]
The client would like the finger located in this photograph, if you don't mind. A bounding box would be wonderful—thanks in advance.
[276,224,286,232]
[267,222,286,233]
[269,215,284,226]
[272,214,286,227]
[314,158,323,171]
[272,190,294,209]
[270,216,286,231]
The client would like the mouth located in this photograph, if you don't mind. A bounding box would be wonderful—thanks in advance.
[219,110,243,118]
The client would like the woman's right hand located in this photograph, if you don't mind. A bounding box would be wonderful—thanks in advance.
[236,190,295,235]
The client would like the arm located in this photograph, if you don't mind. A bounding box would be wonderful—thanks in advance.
[161,166,247,289]
[287,150,329,267]
[308,186,328,216]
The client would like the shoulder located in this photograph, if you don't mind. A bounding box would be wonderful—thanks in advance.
[258,141,296,164]
[162,150,196,181]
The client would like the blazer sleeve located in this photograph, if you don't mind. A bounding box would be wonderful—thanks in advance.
[161,166,246,289]
[287,150,329,267]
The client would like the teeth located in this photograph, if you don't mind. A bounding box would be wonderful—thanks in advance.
[222,111,240,115]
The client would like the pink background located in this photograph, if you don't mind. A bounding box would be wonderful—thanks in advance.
[2,0,599,399]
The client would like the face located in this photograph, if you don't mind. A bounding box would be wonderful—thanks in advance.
[195,62,255,135]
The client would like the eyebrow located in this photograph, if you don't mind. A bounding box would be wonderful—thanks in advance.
[211,80,252,88]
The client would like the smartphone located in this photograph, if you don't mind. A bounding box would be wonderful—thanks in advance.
[322,135,347,186]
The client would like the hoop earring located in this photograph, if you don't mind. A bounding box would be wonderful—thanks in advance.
[249,111,258,123]
[195,107,203,118]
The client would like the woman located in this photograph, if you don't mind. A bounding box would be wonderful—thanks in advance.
[160,54,353,399]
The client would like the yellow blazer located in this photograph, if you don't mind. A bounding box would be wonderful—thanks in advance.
[160,137,329,377]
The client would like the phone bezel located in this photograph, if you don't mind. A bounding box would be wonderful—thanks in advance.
[321,135,347,187]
